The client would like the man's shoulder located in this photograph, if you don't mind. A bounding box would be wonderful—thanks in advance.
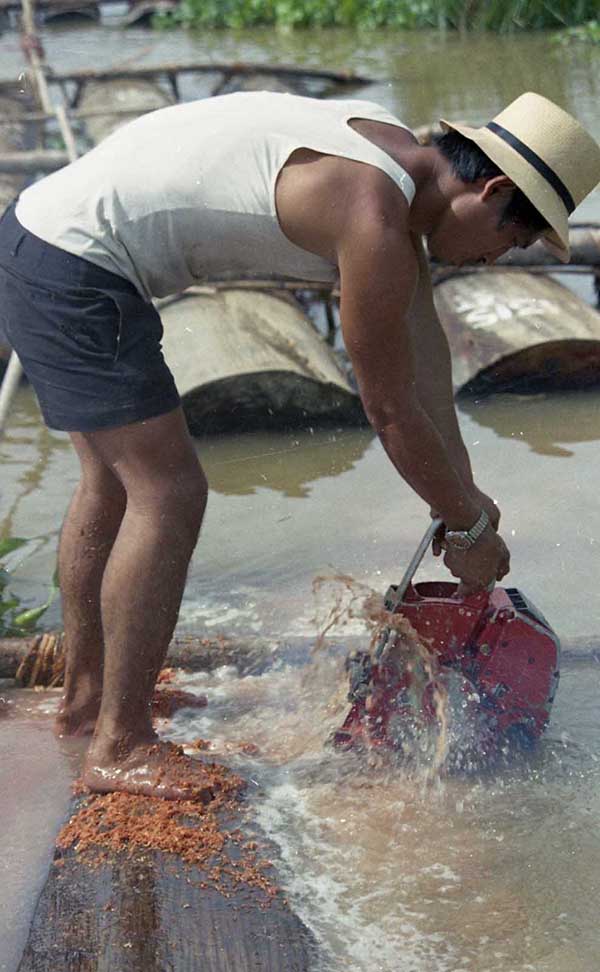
[333,162,412,249]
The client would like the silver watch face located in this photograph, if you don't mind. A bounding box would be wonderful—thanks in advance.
[445,532,472,550]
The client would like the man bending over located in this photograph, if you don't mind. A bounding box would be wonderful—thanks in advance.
[0,90,598,798]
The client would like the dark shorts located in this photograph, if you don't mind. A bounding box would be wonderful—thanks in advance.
[0,201,180,432]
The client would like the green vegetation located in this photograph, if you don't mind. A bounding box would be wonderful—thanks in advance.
[159,0,600,32]
[0,537,58,637]
[556,19,600,44]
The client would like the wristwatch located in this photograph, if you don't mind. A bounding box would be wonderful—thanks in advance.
[444,510,490,550]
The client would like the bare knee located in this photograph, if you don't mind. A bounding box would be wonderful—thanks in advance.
[127,459,208,545]
[176,461,208,539]
[78,467,127,519]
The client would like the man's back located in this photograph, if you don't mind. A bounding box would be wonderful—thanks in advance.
[16,91,415,299]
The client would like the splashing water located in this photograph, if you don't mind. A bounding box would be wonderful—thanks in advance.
[159,609,600,972]
[310,574,479,780]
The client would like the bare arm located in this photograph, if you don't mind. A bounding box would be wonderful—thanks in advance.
[336,199,479,530]
[276,154,508,587]
[408,236,501,530]
[408,235,474,490]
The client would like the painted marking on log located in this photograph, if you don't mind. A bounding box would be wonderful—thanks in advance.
[450,293,559,330]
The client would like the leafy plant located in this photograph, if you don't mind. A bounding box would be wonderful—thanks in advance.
[554,19,600,44]
[0,537,58,637]
[155,0,600,31]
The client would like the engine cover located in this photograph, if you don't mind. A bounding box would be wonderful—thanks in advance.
[331,581,560,761]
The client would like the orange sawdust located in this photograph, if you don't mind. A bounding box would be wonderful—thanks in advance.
[151,687,208,719]
[157,668,177,684]
[58,760,279,901]
[236,741,261,756]
[188,738,212,751]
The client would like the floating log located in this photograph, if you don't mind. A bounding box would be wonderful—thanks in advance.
[40,0,99,23]
[19,60,372,88]
[433,269,600,394]
[213,71,310,97]
[0,61,373,107]
[0,632,283,680]
[114,0,178,27]
[160,290,365,434]
[79,77,174,144]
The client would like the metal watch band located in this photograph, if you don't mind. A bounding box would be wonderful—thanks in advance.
[445,509,490,549]
[467,509,489,544]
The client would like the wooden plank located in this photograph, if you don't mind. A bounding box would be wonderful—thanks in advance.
[18,798,317,972]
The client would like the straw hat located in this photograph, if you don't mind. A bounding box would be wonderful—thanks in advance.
[440,92,600,263]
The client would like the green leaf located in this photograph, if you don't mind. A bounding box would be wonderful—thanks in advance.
[0,597,20,616]
[0,537,28,559]
[12,604,51,629]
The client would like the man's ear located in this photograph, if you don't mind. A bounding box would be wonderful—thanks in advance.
[480,174,515,201]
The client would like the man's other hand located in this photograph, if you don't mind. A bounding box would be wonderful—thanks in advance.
[443,526,510,592]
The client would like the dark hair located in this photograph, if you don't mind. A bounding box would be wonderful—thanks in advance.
[433,129,549,233]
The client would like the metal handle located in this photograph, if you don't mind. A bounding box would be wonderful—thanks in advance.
[387,517,443,611]
[388,516,496,614]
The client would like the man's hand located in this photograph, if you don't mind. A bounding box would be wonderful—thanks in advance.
[443,526,510,592]
[431,487,501,556]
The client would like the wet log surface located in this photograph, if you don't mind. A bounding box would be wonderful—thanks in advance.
[0,633,288,680]
[434,269,600,393]
[161,290,364,434]
[78,77,174,144]
[18,800,317,972]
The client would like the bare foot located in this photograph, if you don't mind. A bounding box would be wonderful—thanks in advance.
[55,695,102,738]
[83,739,216,802]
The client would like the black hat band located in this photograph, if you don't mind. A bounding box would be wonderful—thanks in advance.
[486,121,575,214]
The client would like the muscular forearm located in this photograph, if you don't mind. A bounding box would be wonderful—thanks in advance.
[409,236,476,492]
[375,401,480,529]
[420,396,475,491]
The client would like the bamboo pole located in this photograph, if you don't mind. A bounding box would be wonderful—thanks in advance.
[0,104,161,125]
[0,61,373,102]
[0,348,24,429]
[0,0,81,438]
[0,148,70,170]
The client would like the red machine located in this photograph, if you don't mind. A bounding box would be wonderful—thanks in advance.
[332,519,560,764]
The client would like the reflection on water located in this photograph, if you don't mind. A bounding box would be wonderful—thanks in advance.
[199,427,373,498]
[459,390,600,458]
[5,386,600,641]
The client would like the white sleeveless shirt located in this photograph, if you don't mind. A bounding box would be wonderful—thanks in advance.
[16,91,415,301]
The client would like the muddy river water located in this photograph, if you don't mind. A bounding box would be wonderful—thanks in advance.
[1,18,600,972]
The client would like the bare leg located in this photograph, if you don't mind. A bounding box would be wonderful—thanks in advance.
[79,408,214,799]
[55,439,126,737]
